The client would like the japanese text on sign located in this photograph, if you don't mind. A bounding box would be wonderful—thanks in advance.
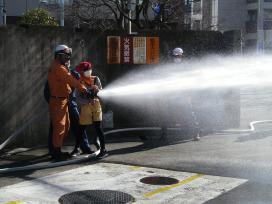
[107,36,159,64]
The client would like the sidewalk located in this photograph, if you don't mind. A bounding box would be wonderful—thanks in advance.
[0,130,192,174]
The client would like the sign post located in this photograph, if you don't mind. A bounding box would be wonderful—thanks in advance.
[0,0,6,26]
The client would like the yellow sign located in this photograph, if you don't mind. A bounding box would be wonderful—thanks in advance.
[133,37,146,64]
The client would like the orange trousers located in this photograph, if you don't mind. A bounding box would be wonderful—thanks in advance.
[49,98,70,148]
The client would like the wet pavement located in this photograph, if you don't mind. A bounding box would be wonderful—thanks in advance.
[1,88,272,203]
[1,127,272,203]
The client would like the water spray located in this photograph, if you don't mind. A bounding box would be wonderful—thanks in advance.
[2,53,272,173]
[98,53,272,134]
[99,54,272,99]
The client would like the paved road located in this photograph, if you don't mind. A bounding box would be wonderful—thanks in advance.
[1,127,272,203]
[1,88,272,203]
[240,87,272,128]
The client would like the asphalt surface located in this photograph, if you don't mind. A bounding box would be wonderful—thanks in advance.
[1,88,272,203]
[1,127,272,203]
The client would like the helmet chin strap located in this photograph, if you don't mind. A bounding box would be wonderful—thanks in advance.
[58,56,70,67]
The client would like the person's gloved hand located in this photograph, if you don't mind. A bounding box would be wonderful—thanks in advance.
[84,89,95,99]
[91,85,99,93]
[71,70,80,79]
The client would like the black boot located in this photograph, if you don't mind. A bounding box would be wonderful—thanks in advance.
[52,148,61,162]
[52,148,71,162]
[70,147,81,157]
[97,149,109,159]
[81,148,94,155]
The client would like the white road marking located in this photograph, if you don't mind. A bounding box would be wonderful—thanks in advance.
[0,163,247,204]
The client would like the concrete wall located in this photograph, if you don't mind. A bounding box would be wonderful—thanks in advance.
[0,25,232,148]
[0,25,108,148]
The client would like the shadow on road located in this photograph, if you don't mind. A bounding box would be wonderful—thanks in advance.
[236,130,272,142]
[204,181,272,204]
[105,129,203,156]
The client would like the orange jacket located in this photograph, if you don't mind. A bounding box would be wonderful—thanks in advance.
[48,61,86,97]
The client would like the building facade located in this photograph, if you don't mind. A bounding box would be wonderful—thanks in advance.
[0,0,72,25]
[191,0,247,31]
[246,0,272,52]
[0,0,40,24]
[190,0,272,52]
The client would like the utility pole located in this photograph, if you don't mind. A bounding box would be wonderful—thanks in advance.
[0,0,6,26]
[127,0,137,34]
[240,29,244,54]
[257,0,264,53]
[25,0,28,13]
[127,0,132,34]
[0,0,2,25]
[59,0,64,26]
[128,10,132,34]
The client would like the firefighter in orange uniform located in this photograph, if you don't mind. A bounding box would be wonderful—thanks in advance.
[48,44,88,161]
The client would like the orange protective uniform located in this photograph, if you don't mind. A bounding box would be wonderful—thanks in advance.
[48,61,86,148]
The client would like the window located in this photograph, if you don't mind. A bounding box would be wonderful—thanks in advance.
[245,39,257,50]
[193,20,201,30]
[246,10,257,33]
[193,1,201,15]
[247,10,257,22]
[264,9,272,21]
[263,9,272,30]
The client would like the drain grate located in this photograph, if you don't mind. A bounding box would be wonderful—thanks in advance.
[59,190,135,204]
[140,176,179,185]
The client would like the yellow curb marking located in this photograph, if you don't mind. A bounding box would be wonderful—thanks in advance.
[5,201,22,204]
[130,166,142,170]
[144,174,204,198]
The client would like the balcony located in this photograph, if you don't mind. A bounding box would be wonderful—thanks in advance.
[246,21,257,33]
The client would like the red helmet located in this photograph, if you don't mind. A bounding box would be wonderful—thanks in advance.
[75,61,92,74]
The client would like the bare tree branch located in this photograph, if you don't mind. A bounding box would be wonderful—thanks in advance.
[61,0,187,30]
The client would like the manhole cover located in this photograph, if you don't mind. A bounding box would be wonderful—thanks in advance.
[140,176,179,185]
[59,190,135,204]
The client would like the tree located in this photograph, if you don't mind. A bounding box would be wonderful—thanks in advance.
[65,0,187,31]
[19,8,58,26]
[150,0,186,30]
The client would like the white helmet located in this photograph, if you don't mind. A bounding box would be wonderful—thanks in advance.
[172,47,183,56]
[54,44,72,54]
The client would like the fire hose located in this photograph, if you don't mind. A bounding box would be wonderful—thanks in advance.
[220,120,272,134]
